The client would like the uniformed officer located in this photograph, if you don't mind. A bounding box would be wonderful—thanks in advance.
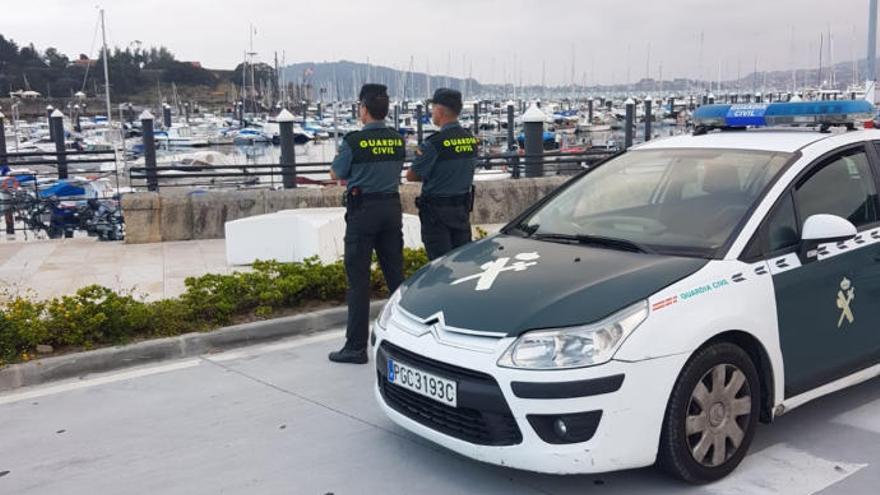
[328,84,405,364]
[406,88,478,260]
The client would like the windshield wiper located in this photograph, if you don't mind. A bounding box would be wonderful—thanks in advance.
[531,233,656,254]
[505,223,539,238]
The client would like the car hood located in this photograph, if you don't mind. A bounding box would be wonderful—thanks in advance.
[399,235,708,336]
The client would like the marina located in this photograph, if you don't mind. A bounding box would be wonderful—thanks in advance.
[5,88,871,242]
[3,1,880,493]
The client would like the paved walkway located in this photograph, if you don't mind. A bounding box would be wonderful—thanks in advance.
[0,224,504,302]
[0,331,877,495]
[0,238,233,302]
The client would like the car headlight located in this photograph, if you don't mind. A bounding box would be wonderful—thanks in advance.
[497,300,649,370]
[376,285,405,330]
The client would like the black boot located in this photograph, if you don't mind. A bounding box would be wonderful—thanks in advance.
[328,347,368,364]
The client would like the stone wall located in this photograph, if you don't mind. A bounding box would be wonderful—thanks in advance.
[121,177,569,244]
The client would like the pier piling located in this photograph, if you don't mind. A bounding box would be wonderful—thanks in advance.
[141,111,158,192]
[506,101,518,178]
[162,104,172,129]
[50,109,67,180]
[0,111,11,236]
[473,102,480,135]
[46,105,55,141]
[506,101,515,151]
[416,104,424,145]
[522,104,546,178]
[624,98,635,150]
[277,109,297,189]
[73,105,82,133]
[644,96,653,142]
[0,112,6,171]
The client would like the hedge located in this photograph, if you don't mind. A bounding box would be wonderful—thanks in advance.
[0,248,429,366]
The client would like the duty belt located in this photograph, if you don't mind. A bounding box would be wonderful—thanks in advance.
[344,189,400,209]
[416,193,471,207]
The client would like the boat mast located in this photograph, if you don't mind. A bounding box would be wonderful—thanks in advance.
[99,7,122,194]
[242,50,247,116]
[100,8,113,130]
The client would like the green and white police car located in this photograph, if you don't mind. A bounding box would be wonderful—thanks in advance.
[372,100,880,483]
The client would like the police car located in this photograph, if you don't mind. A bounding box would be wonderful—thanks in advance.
[372,100,880,483]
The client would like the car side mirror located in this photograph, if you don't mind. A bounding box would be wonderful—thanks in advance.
[800,214,857,260]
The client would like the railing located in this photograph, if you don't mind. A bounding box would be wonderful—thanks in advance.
[1,149,124,240]
[4,149,119,168]
[127,149,616,191]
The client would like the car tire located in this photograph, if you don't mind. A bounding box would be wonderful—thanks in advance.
[658,342,761,483]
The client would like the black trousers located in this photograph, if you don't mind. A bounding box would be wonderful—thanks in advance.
[419,203,472,261]
[343,198,404,350]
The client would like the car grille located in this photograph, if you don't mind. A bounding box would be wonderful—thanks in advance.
[378,341,522,446]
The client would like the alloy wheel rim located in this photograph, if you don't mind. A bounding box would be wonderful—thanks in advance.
[685,363,752,467]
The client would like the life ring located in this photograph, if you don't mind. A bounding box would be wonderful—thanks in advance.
[0,176,20,191]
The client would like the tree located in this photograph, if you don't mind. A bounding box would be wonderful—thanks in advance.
[162,62,216,86]
[18,43,44,67]
[0,35,19,71]
[44,47,69,69]
[0,34,225,99]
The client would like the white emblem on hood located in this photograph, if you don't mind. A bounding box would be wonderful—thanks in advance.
[451,252,540,291]
[837,277,855,328]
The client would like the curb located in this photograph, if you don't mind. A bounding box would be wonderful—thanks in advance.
[0,301,384,393]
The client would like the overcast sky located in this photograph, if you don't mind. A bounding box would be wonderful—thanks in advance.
[1,0,874,85]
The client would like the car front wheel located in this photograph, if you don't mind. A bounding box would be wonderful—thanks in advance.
[658,342,761,483]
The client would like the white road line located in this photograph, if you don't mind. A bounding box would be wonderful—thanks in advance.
[706,443,866,495]
[206,329,344,362]
[0,359,201,406]
[832,397,880,434]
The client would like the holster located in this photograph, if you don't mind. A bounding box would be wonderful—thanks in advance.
[344,187,363,210]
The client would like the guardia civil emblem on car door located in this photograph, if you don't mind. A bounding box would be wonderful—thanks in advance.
[451,252,540,291]
[836,277,855,328]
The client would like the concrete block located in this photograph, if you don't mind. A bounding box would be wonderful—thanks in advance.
[191,189,268,240]
[225,208,422,265]
[121,192,162,243]
[159,191,193,241]
[123,177,569,244]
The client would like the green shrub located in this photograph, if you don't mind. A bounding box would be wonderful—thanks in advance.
[0,248,430,366]
[44,285,151,349]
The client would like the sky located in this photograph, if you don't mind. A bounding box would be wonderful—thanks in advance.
[0,0,875,86]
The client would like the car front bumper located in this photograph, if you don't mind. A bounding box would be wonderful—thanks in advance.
[372,324,688,475]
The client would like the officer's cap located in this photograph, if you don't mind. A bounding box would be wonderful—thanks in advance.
[359,84,388,103]
[429,88,463,115]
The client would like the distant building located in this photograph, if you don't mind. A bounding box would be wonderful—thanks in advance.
[74,54,96,67]
[186,61,202,68]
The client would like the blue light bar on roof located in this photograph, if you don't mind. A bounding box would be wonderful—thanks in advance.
[693,100,876,129]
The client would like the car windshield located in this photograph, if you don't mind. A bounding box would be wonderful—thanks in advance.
[511,148,792,258]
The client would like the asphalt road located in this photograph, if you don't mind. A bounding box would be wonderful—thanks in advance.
[1,330,878,495]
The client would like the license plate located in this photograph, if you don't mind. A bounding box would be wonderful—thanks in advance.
[387,358,457,408]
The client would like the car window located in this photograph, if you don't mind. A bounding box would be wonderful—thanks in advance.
[764,192,799,254]
[795,149,879,230]
[513,149,791,258]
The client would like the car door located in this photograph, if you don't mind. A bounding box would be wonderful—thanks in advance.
[747,144,880,398]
